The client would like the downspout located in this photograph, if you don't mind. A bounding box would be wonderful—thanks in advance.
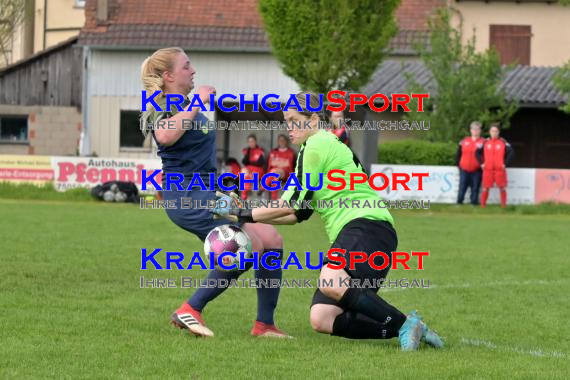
[43,0,47,49]
[80,45,91,156]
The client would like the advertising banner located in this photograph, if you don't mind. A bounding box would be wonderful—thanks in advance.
[370,164,536,205]
[0,155,54,184]
[535,169,570,204]
[0,155,161,192]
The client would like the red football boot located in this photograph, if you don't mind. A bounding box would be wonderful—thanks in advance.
[251,321,292,338]
[170,303,214,337]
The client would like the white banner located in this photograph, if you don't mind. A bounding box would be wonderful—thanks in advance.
[370,164,535,205]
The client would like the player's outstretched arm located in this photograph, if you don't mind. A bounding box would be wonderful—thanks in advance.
[212,197,297,224]
[260,214,299,225]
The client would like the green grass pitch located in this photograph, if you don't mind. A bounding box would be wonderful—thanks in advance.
[1,199,569,379]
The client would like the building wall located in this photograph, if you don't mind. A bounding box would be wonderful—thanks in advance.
[0,105,81,156]
[34,0,85,54]
[88,95,158,159]
[452,1,570,66]
[9,0,85,65]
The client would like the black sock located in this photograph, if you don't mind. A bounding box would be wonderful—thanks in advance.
[338,287,406,332]
[254,249,284,325]
[332,311,401,339]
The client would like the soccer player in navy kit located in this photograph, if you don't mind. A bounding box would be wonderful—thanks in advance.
[140,47,289,338]
[215,92,444,351]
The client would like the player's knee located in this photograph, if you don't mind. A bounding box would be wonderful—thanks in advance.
[263,226,283,248]
[248,231,263,253]
[309,310,330,333]
[269,230,283,248]
[319,285,343,301]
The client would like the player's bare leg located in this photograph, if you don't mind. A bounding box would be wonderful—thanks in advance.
[310,304,343,333]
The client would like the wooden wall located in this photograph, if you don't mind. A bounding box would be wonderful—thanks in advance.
[0,42,82,109]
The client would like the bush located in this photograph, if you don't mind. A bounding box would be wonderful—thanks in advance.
[378,139,457,166]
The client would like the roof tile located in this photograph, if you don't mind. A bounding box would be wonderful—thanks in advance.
[362,60,567,107]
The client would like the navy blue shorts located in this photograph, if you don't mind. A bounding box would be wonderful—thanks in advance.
[162,181,237,242]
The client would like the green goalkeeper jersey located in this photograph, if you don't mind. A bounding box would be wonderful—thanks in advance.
[282,130,394,243]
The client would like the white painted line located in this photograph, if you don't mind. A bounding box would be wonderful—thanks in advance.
[460,337,568,359]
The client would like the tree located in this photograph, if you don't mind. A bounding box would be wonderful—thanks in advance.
[0,0,30,66]
[406,8,517,143]
[553,61,570,113]
[258,0,400,93]
[553,0,570,112]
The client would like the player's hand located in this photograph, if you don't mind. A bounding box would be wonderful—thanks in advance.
[196,85,216,104]
[211,192,254,223]
[481,164,485,169]
[503,164,506,169]
[212,191,240,221]
[217,191,241,207]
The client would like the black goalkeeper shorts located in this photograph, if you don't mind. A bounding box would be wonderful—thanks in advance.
[311,218,398,307]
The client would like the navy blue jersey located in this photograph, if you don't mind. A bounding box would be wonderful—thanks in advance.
[146,95,228,241]
[150,97,217,176]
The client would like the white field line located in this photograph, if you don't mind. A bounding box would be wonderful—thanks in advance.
[381,278,570,292]
[380,279,569,360]
[460,337,568,359]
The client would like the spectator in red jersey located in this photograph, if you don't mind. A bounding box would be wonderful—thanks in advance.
[265,134,297,200]
[477,123,515,208]
[240,134,266,200]
[456,121,485,205]
[330,110,350,146]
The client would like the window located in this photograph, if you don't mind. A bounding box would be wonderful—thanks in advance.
[0,115,28,143]
[74,0,86,8]
[490,25,532,65]
[120,111,147,149]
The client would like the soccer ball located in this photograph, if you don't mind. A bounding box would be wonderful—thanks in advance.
[114,191,127,202]
[103,191,115,202]
[204,225,253,271]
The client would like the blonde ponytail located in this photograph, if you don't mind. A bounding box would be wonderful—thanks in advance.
[140,47,184,137]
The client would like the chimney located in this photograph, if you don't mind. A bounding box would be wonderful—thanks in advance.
[97,0,109,22]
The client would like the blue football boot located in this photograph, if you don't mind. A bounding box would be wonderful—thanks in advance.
[398,311,423,351]
[410,311,445,349]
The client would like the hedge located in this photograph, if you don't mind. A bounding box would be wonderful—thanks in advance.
[378,139,457,166]
[0,182,94,202]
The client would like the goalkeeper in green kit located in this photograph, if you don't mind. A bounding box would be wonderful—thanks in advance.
[213,92,443,351]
